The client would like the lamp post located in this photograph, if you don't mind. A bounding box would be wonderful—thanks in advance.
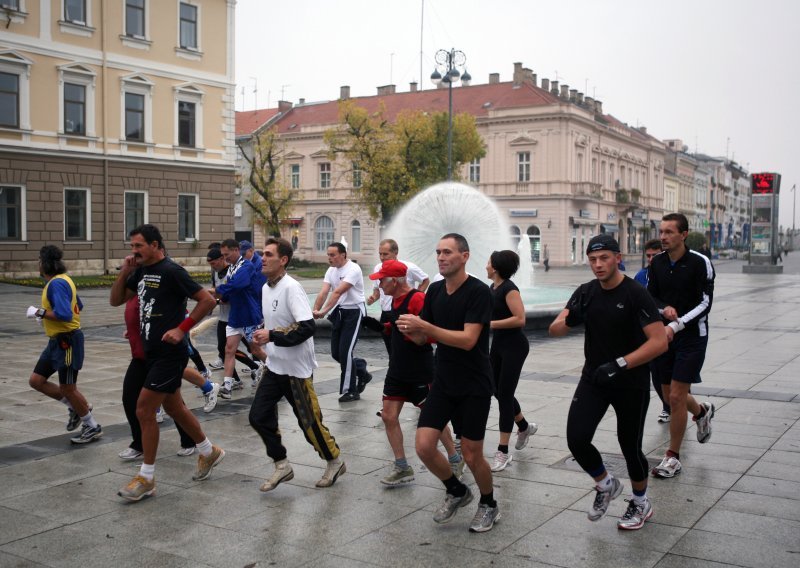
[431,48,470,180]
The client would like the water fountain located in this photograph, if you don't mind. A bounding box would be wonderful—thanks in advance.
[384,181,571,318]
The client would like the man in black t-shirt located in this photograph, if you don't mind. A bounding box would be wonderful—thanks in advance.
[110,224,225,502]
[550,234,667,531]
[398,233,498,533]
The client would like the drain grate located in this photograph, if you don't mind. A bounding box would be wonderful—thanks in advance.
[551,453,661,479]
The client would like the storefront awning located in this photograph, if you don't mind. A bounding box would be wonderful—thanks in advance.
[601,224,619,233]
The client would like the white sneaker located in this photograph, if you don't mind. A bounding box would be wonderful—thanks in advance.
[203,383,220,413]
[201,369,212,382]
[316,457,346,487]
[657,410,671,423]
[651,455,682,478]
[155,407,164,423]
[118,447,143,460]
[490,451,512,472]
[260,459,294,491]
[515,422,538,450]
[208,358,224,370]
[177,446,196,457]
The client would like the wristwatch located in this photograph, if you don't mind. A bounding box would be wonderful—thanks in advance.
[35,308,46,318]
[615,357,627,369]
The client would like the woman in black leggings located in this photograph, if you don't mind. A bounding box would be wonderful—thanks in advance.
[486,250,537,472]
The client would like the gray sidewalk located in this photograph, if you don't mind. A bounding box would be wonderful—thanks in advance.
[0,257,798,567]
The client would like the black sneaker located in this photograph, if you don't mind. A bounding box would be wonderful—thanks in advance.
[357,372,373,393]
[66,403,91,432]
[70,424,103,444]
[338,392,360,402]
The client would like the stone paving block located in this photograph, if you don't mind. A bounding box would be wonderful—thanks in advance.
[731,474,800,500]
[0,550,50,567]
[0,506,62,547]
[2,483,119,525]
[758,449,800,466]
[694,508,800,547]
[504,530,666,568]
[748,459,800,482]
[534,508,688,553]
[653,555,743,568]
[670,529,799,568]
[771,437,800,453]
[715,490,800,522]
[489,476,589,509]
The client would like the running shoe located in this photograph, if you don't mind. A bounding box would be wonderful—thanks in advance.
[118,447,143,460]
[192,446,225,481]
[491,451,512,472]
[433,487,473,524]
[651,455,682,478]
[201,369,212,382]
[177,446,196,457]
[316,458,346,487]
[617,498,654,530]
[208,358,224,370]
[695,402,715,443]
[657,410,671,423]
[155,407,164,423]
[469,503,501,533]
[588,477,623,521]
[66,408,81,432]
[261,459,294,492]
[118,475,155,502]
[219,385,232,400]
[451,456,466,480]
[381,465,415,486]
[203,382,220,413]
[338,392,360,402]
[70,424,103,444]
[232,379,245,391]
[515,422,538,450]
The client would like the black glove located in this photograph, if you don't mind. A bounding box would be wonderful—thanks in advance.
[565,286,591,327]
[593,360,623,387]
[362,316,384,333]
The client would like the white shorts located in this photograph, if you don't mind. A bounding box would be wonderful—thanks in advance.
[225,324,260,342]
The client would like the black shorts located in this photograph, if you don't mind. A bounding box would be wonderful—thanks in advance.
[417,381,491,441]
[143,352,188,394]
[655,333,707,385]
[33,330,85,385]
[383,376,430,407]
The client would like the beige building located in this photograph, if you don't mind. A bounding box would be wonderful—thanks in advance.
[237,62,668,268]
[0,0,236,276]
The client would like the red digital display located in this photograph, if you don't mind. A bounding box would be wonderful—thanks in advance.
[752,172,778,194]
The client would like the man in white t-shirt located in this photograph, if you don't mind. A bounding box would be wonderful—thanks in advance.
[312,242,370,402]
[251,237,345,491]
[367,238,430,355]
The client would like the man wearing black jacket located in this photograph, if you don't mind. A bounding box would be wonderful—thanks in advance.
[647,213,716,479]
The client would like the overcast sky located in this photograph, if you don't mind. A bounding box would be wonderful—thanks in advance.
[235,0,799,231]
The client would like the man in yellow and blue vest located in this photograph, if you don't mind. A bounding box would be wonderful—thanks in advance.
[27,245,102,444]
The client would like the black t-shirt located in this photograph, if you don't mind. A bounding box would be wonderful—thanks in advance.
[421,275,493,396]
[126,258,203,355]
[491,279,524,341]
[566,276,662,390]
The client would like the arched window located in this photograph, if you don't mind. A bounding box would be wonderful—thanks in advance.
[350,220,361,252]
[510,225,521,250]
[527,225,541,263]
[314,215,334,252]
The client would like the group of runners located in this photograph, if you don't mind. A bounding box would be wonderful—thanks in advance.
[25,211,714,534]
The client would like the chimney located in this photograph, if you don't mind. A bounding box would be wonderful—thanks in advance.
[595,100,603,114]
[278,100,292,112]
[522,67,534,86]
[489,72,500,84]
[569,89,577,102]
[637,126,647,135]
[551,80,559,95]
[541,78,550,92]
[577,92,584,104]
[513,62,523,86]
[409,81,418,92]
[376,84,396,96]
[585,96,594,112]
[531,73,537,87]
[298,98,305,105]
[560,84,569,99]
[340,85,350,100]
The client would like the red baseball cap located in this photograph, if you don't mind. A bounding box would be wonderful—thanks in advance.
[369,259,408,280]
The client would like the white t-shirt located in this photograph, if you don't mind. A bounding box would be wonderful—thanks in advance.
[323,259,365,310]
[261,274,318,378]
[373,258,429,311]
[211,269,231,321]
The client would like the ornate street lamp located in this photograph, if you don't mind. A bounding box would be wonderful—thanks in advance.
[431,49,470,180]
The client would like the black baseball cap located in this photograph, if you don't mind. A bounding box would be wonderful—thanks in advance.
[207,248,223,261]
[586,234,620,254]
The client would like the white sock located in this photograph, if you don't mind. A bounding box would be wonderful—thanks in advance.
[60,397,74,410]
[632,491,648,505]
[196,438,213,456]
[81,412,98,429]
[597,474,615,491]
[139,463,155,480]
[223,376,233,389]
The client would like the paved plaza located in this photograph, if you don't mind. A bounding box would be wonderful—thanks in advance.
[0,255,798,567]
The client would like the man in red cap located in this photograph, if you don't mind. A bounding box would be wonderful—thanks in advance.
[369,260,463,487]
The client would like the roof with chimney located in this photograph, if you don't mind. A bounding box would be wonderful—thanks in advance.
[235,107,281,137]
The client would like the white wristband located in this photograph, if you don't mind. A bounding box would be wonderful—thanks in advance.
[667,320,685,334]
